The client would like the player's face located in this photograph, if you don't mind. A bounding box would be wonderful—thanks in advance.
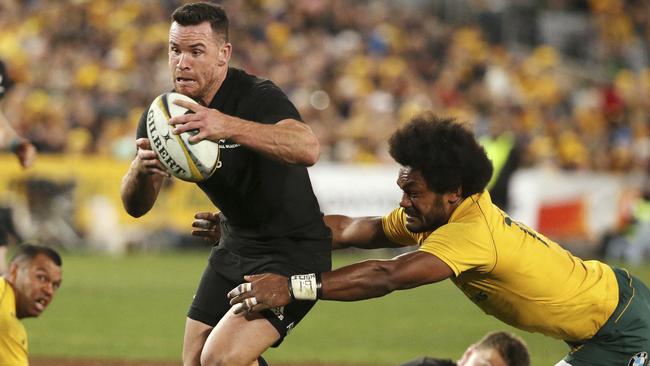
[397,167,461,233]
[168,21,231,105]
[9,254,62,319]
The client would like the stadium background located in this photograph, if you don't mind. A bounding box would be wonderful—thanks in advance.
[1,0,650,365]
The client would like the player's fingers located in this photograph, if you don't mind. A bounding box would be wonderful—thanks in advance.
[142,161,170,177]
[172,121,200,135]
[243,274,264,282]
[173,99,203,111]
[232,302,246,314]
[192,219,214,229]
[188,130,206,144]
[136,138,152,150]
[227,282,252,299]
[245,297,258,310]
[150,168,171,177]
[137,148,159,160]
[169,113,199,126]
[194,211,214,220]
[232,296,260,314]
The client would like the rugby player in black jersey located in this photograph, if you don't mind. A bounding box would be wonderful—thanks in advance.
[120,3,331,366]
[0,60,37,274]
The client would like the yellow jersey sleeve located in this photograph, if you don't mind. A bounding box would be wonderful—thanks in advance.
[381,208,427,246]
[0,278,28,366]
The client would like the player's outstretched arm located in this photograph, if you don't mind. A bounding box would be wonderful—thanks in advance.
[120,138,168,217]
[228,250,453,313]
[325,215,405,250]
[169,99,319,166]
[0,110,36,168]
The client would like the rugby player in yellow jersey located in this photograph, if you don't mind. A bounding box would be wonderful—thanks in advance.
[0,244,62,365]
[227,113,650,366]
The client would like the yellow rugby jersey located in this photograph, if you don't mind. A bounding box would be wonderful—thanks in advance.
[382,191,618,341]
[0,278,28,366]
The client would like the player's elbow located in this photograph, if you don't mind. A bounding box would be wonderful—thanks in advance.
[122,200,148,218]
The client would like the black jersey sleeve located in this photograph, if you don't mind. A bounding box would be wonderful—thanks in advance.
[136,109,148,139]
[245,82,303,125]
[0,60,15,100]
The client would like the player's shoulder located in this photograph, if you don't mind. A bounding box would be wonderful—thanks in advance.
[229,67,282,95]
[0,277,9,309]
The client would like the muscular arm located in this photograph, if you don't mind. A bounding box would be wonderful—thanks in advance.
[320,251,453,301]
[170,99,320,166]
[324,215,406,250]
[228,117,320,166]
[0,110,36,168]
[228,250,453,310]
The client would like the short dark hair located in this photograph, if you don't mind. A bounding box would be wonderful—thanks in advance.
[398,356,457,366]
[11,244,62,267]
[389,113,493,197]
[476,331,530,366]
[172,2,229,42]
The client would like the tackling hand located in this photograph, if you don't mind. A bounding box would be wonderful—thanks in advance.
[191,211,221,242]
[227,273,293,314]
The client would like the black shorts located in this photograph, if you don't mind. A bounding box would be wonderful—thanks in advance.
[188,246,318,347]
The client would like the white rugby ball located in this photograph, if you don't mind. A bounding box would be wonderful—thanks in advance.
[146,92,220,182]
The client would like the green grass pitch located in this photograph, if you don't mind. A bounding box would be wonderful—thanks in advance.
[25,250,650,365]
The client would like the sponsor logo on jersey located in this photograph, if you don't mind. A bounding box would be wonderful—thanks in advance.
[629,352,649,366]
[217,139,241,149]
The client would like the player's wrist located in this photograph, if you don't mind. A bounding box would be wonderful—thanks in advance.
[8,137,23,153]
[288,273,322,301]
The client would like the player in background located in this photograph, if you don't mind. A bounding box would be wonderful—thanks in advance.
[0,244,62,364]
[0,60,37,274]
[399,331,530,366]
[229,113,650,366]
[120,3,330,366]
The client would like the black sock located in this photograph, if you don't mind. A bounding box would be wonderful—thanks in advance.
[257,356,269,366]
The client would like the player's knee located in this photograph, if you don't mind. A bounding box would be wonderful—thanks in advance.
[200,349,252,366]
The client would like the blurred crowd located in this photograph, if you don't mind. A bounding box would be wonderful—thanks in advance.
[0,0,649,171]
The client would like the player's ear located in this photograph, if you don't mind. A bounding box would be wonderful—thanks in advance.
[217,42,232,66]
[6,262,19,283]
[457,344,476,366]
[448,187,463,205]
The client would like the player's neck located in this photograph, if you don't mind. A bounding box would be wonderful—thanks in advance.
[201,66,229,106]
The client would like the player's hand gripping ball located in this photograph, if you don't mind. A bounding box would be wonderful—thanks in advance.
[146,92,220,182]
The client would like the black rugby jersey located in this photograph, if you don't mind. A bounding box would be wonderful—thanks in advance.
[137,67,331,272]
[0,60,14,100]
